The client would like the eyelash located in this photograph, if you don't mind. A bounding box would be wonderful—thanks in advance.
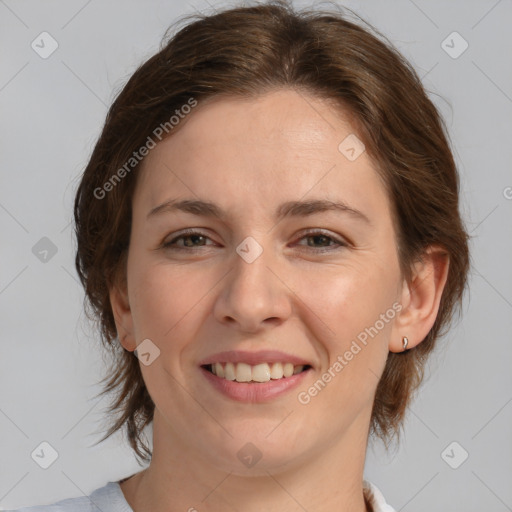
[162,229,348,253]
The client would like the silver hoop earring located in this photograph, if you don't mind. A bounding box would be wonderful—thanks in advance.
[402,336,409,351]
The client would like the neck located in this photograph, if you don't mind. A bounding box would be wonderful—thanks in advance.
[121,409,372,512]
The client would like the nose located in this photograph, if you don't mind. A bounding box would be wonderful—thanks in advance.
[212,243,292,333]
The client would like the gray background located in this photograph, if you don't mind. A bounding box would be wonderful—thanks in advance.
[1,0,511,510]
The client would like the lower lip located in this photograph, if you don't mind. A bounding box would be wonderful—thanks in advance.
[200,366,311,403]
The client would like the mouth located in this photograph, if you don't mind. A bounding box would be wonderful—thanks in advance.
[199,350,314,402]
[201,362,312,383]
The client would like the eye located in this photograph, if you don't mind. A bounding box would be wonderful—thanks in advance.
[294,230,347,252]
[161,229,348,252]
[162,230,216,250]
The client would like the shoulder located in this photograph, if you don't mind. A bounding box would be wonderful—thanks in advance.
[363,480,396,512]
[3,481,132,512]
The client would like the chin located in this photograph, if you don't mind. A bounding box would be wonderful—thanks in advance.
[197,428,308,475]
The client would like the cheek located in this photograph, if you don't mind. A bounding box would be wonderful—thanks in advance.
[298,258,399,331]
[128,259,209,345]
[293,258,399,382]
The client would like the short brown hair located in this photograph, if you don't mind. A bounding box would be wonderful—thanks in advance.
[74,0,469,466]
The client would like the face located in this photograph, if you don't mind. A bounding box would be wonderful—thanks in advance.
[115,89,404,474]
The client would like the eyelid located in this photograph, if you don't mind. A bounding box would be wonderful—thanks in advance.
[162,227,350,251]
[162,228,217,248]
[293,228,349,249]
[296,228,346,242]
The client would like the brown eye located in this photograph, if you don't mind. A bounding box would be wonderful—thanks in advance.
[163,230,215,249]
[295,230,347,251]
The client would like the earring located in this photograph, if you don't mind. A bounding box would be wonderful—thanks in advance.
[402,336,409,351]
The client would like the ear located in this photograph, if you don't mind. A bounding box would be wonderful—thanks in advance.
[389,246,450,353]
[109,272,136,352]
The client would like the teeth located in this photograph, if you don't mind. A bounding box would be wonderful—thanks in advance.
[236,363,252,382]
[252,363,271,382]
[214,362,224,378]
[225,362,236,380]
[270,362,284,379]
[209,362,307,383]
[283,363,294,377]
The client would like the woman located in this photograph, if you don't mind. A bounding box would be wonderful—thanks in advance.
[9,1,469,510]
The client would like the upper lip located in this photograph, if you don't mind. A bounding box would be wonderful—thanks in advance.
[198,350,312,367]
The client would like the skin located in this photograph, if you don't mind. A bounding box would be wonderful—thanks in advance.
[110,88,449,512]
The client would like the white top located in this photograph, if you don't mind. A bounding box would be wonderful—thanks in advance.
[5,480,395,512]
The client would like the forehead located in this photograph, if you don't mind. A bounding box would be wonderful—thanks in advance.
[161,89,355,153]
[133,89,390,221]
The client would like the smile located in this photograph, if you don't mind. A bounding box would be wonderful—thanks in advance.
[204,362,310,383]
[199,350,313,402]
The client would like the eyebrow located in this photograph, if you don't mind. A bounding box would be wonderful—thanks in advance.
[147,198,370,224]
